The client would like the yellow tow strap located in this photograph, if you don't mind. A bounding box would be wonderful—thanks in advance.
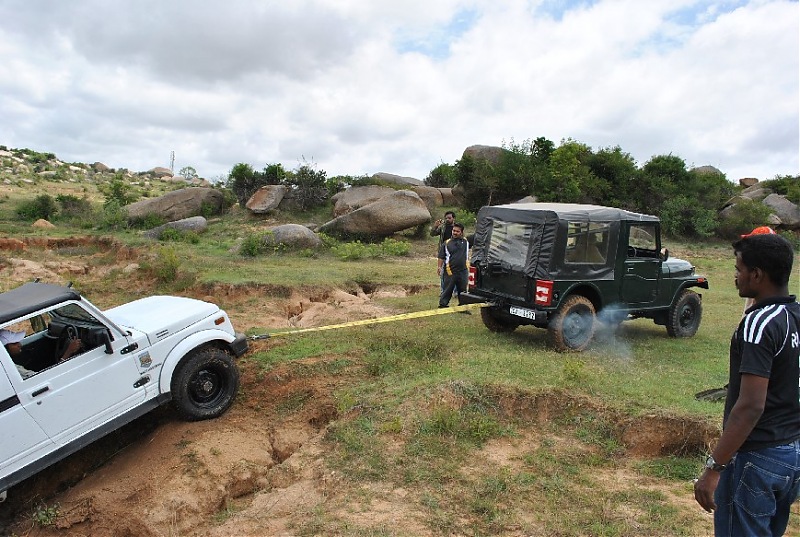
[249,302,488,340]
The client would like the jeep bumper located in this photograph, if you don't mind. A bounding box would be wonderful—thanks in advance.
[230,332,249,357]
[458,292,489,305]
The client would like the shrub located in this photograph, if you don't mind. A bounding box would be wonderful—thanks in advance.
[425,162,457,187]
[102,174,138,207]
[98,200,129,231]
[715,200,775,240]
[56,194,93,218]
[330,238,411,260]
[158,228,200,244]
[763,174,800,204]
[239,233,266,257]
[147,246,180,282]
[660,196,718,238]
[284,161,328,211]
[16,194,58,220]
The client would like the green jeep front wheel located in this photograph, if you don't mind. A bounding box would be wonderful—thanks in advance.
[666,289,702,338]
[549,295,596,352]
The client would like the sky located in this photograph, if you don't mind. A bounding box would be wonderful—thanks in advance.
[0,0,797,184]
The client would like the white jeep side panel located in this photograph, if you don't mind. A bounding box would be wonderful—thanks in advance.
[17,335,149,445]
[0,359,54,482]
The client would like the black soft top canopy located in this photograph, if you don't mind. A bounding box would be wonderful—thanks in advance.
[0,282,82,325]
[476,203,658,224]
[472,203,659,280]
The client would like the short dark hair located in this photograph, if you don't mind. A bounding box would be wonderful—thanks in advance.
[444,211,456,218]
[452,223,464,232]
[732,234,794,287]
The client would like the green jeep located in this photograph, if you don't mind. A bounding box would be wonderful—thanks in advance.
[459,203,709,351]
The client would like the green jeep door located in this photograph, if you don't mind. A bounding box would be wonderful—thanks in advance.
[621,223,661,304]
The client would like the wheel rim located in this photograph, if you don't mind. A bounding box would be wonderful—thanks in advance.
[678,303,696,328]
[188,367,226,407]
[563,308,592,346]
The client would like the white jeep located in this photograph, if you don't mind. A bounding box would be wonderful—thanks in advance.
[0,282,248,500]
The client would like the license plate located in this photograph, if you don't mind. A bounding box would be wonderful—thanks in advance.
[509,306,537,320]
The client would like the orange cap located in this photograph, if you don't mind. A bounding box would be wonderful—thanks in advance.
[741,226,776,238]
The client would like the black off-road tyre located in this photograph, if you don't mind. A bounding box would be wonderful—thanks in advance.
[666,289,702,338]
[172,347,240,421]
[480,307,520,333]
[548,295,596,352]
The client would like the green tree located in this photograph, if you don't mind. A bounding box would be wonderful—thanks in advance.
[101,173,138,207]
[179,166,198,180]
[425,162,457,187]
[544,140,598,203]
[226,163,261,207]
[454,154,497,212]
[285,160,328,211]
[16,194,58,220]
[263,163,286,185]
[585,146,640,209]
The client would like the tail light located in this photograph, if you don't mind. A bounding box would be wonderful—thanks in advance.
[535,280,554,306]
[468,266,477,289]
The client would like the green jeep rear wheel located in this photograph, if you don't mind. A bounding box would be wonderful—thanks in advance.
[549,295,596,352]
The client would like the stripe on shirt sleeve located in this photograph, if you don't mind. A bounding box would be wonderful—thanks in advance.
[743,304,785,344]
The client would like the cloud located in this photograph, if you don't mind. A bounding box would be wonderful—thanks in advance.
[0,0,796,181]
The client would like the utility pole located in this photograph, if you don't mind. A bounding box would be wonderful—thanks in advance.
[169,151,175,173]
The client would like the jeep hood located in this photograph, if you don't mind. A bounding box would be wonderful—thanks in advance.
[662,257,695,278]
[104,296,219,343]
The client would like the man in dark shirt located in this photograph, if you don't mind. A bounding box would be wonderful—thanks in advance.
[430,211,455,245]
[437,223,469,308]
[694,233,800,536]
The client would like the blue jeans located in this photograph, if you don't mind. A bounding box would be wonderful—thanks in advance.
[714,440,800,536]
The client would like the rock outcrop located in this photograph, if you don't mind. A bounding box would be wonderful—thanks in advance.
[124,187,224,222]
[143,216,208,239]
[371,172,424,187]
[246,185,288,214]
[332,185,395,216]
[320,190,431,238]
[263,224,322,249]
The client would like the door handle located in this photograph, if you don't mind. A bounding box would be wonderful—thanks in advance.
[31,386,50,397]
[133,376,150,389]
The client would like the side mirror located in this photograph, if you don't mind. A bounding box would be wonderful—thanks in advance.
[660,248,669,261]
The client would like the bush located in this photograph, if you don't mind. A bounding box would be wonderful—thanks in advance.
[56,194,93,218]
[147,246,180,282]
[660,196,718,238]
[763,175,800,204]
[330,238,411,260]
[425,162,457,187]
[239,233,266,257]
[158,228,200,244]
[98,200,129,231]
[715,200,775,240]
[102,174,138,207]
[16,194,58,220]
[284,161,328,211]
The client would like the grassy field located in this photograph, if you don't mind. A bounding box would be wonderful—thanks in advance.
[2,180,799,535]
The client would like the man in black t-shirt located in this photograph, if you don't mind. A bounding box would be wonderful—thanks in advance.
[437,223,469,308]
[694,234,800,536]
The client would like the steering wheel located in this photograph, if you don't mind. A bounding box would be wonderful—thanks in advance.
[55,324,79,361]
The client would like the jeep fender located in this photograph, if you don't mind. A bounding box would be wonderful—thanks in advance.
[556,283,602,311]
[671,281,708,304]
[158,329,235,395]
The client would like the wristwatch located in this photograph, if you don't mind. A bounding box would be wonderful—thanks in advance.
[705,455,727,472]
